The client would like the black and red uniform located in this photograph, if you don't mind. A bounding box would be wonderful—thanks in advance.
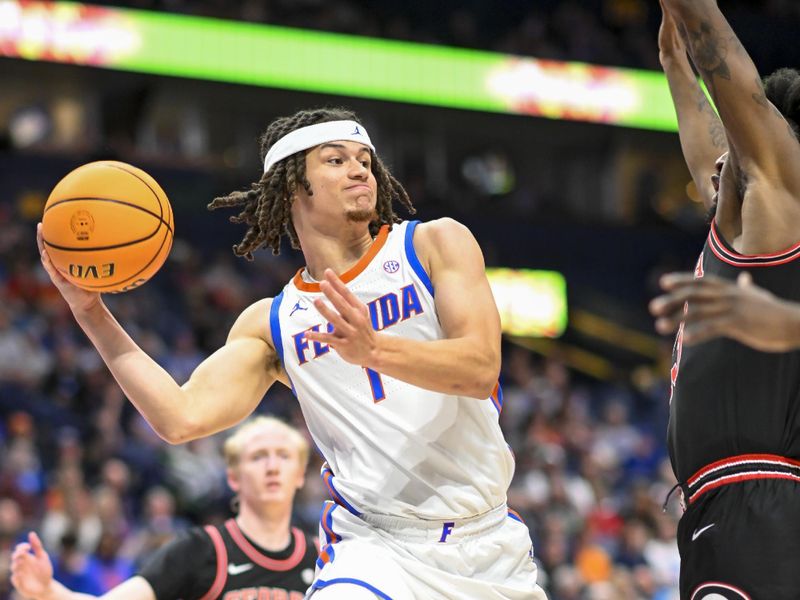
[138,518,317,600]
[668,221,800,600]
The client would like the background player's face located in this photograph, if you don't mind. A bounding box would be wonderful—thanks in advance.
[293,140,378,227]
[227,425,306,509]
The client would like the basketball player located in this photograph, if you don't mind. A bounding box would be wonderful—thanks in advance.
[10,416,318,600]
[35,107,546,599]
[657,1,800,598]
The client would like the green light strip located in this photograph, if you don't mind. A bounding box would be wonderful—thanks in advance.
[0,1,679,132]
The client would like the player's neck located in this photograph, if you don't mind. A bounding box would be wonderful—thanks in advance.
[298,223,376,282]
[236,505,293,552]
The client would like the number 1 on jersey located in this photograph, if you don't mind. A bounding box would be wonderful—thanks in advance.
[364,367,386,402]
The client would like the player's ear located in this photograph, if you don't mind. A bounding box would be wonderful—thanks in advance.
[227,468,240,493]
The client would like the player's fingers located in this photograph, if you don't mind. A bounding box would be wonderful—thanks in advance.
[318,281,358,321]
[11,543,30,558]
[654,315,683,335]
[658,272,697,290]
[660,272,730,291]
[737,271,753,288]
[29,532,45,557]
[682,316,730,345]
[683,299,731,321]
[312,300,355,336]
[650,285,728,317]
[304,332,337,347]
[324,269,366,310]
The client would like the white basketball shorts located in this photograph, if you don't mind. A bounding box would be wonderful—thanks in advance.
[307,501,548,599]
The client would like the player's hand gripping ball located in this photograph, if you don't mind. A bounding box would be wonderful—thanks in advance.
[41,161,174,293]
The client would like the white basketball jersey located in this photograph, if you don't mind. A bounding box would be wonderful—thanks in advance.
[269,221,514,519]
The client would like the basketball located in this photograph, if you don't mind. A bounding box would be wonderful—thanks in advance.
[41,161,174,293]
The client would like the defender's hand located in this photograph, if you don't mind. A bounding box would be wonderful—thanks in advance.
[650,272,800,352]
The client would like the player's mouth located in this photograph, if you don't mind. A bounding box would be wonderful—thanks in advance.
[345,184,371,193]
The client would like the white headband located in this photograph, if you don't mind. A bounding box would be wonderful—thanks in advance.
[263,120,375,174]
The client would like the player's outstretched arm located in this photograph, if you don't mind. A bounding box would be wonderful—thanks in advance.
[37,225,281,444]
[306,218,500,399]
[662,0,800,189]
[658,0,726,210]
[10,532,156,600]
[650,272,800,352]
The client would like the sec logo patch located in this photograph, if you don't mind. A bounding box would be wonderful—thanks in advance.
[383,260,400,273]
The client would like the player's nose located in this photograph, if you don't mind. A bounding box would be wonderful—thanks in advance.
[347,158,368,178]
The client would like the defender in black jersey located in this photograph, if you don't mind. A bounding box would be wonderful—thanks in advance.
[11,417,318,600]
[653,2,800,599]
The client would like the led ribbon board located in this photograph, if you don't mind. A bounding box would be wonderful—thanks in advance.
[0,1,678,132]
[486,268,567,338]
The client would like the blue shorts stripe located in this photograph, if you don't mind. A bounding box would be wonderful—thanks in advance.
[404,220,434,297]
[312,578,393,600]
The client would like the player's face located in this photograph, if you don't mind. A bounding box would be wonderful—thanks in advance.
[228,426,305,509]
[295,140,378,225]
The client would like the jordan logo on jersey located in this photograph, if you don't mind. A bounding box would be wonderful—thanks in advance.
[292,283,424,365]
[289,300,308,317]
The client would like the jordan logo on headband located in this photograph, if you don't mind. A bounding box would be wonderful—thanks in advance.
[263,120,375,174]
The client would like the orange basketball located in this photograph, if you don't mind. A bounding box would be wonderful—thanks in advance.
[41,161,174,293]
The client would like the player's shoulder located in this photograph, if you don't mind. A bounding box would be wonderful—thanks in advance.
[144,525,215,566]
[410,217,475,250]
[228,297,275,344]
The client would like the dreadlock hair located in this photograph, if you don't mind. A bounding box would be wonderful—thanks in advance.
[764,68,800,141]
[208,107,415,259]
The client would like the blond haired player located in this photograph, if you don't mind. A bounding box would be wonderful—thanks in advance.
[11,416,317,600]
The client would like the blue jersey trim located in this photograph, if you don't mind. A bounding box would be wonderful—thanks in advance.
[404,220,434,297]
[321,465,362,516]
[508,512,524,523]
[312,578,393,600]
[269,291,285,366]
[269,291,298,397]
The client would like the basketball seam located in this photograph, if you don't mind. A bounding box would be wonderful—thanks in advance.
[43,197,173,235]
[44,226,162,252]
[103,162,167,225]
[56,223,173,291]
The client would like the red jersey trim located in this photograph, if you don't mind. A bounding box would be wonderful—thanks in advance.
[292,225,390,292]
[200,525,228,600]
[708,221,800,267]
[225,519,307,572]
